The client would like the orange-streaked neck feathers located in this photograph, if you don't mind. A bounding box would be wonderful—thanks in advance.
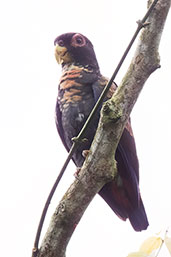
[58,65,100,106]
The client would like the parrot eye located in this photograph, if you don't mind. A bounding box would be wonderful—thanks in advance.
[76,36,83,44]
[71,34,86,47]
[58,39,65,47]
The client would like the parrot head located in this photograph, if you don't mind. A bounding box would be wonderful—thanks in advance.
[54,32,99,70]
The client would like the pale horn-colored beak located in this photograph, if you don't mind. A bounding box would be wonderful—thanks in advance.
[54,44,73,64]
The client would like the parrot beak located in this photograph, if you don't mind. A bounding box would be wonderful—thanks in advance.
[55,44,73,64]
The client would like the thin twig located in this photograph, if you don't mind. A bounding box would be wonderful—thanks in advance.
[155,239,164,257]
[32,0,159,256]
[155,229,169,257]
[32,143,77,257]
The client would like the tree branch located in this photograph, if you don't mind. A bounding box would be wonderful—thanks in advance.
[37,1,171,256]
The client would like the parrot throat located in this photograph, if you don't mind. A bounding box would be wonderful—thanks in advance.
[61,62,100,75]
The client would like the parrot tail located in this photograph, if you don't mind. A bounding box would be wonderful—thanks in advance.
[128,199,149,231]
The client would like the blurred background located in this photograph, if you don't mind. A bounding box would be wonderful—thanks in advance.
[0,0,171,256]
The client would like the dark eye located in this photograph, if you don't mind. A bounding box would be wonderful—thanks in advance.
[75,36,83,44]
[58,39,64,47]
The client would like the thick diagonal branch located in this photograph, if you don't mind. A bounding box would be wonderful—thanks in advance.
[38,1,171,257]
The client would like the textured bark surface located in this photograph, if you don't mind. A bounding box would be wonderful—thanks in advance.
[38,1,171,256]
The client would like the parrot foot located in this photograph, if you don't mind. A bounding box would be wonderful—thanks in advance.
[74,167,82,179]
[82,150,90,158]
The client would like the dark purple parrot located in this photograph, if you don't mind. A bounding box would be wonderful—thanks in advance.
[54,32,149,231]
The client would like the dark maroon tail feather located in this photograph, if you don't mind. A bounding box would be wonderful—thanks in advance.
[128,199,149,231]
[99,182,149,231]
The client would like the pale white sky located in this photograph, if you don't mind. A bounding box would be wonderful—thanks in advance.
[0,1,171,256]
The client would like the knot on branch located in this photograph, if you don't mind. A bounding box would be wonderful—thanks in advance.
[102,99,122,124]
[97,158,118,183]
[83,157,117,186]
